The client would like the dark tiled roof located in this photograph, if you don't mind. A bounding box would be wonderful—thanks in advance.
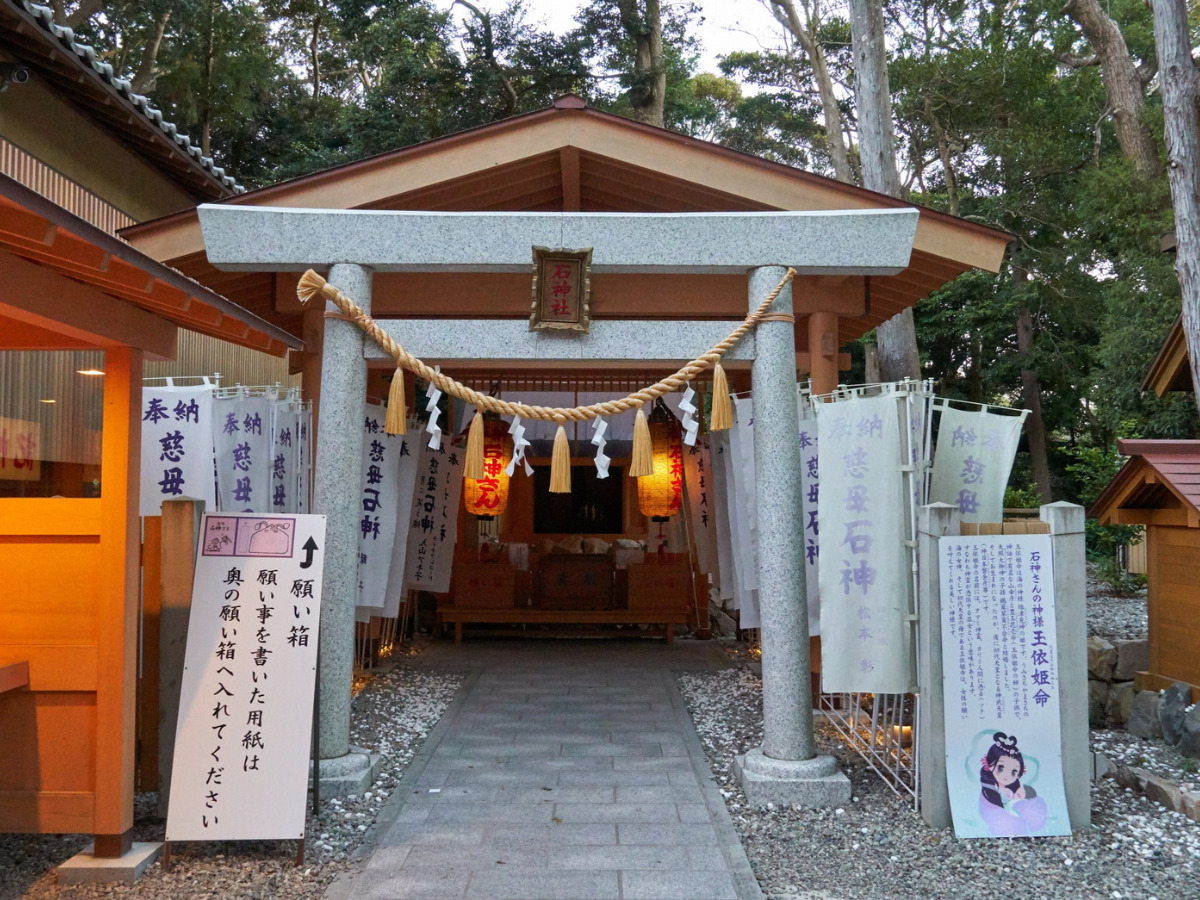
[5,1,244,195]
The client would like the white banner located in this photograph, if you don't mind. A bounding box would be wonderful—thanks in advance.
[930,407,1024,525]
[166,512,325,841]
[816,394,910,692]
[295,406,312,514]
[382,431,420,618]
[356,405,407,612]
[710,432,736,602]
[269,404,301,515]
[403,438,464,593]
[725,398,759,627]
[683,440,717,575]
[797,409,820,636]
[140,383,216,516]
[940,534,1070,839]
[215,395,275,513]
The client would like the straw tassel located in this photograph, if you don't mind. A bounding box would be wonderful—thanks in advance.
[296,269,329,305]
[464,409,485,479]
[629,406,654,477]
[709,364,733,432]
[384,368,407,435]
[549,422,572,493]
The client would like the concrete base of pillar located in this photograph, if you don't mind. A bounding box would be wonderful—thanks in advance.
[57,842,163,885]
[734,748,851,808]
[311,746,382,799]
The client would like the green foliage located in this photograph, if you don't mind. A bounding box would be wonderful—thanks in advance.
[1003,484,1042,510]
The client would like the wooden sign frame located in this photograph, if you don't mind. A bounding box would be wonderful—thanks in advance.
[530,246,592,333]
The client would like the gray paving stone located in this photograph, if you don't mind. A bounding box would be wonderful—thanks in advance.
[677,803,715,824]
[553,802,680,824]
[426,803,556,824]
[622,869,738,899]
[554,771,674,787]
[401,845,549,869]
[560,743,664,757]
[380,824,488,846]
[487,824,618,847]
[546,845,732,871]
[618,824,720,846]
[350,867,471,899]
[464,868,620,900]
[616,785,705,803]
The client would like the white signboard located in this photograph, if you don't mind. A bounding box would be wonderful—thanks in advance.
[140,383,216,516]
[816,394,910,692]
[215,396,275,513]
[930,407,1024,525]
[166,512,325,842]
[403,438,464,593]
[797,411,820,636]
[939,534,1070,838]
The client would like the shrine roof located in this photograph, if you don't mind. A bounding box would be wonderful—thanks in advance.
[1090,440,1200,525]
[119,96,1012,345]
[1143,317,1192,396]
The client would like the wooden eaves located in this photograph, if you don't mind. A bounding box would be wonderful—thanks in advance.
[0,173,300,356]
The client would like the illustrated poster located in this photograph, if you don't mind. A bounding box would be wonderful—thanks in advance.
[939,534,1070,839]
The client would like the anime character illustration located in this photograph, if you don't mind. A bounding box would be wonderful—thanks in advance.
[978,732,1048,837]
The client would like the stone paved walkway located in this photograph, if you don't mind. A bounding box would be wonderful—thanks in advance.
[341,639,762,900]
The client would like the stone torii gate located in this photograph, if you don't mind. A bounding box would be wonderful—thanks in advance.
[197,205,920,805]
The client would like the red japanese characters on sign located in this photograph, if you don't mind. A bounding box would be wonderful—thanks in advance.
[0,417,41,481]
[530,247,592,333]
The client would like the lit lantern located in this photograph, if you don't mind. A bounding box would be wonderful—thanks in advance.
[637,402,684,520]
[463,414,512,518]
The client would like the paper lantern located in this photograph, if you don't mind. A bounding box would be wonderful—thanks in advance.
[463,415,512,517]
[637,403,684,520]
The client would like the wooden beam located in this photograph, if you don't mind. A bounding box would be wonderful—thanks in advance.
[0,660,30,693]
[560,147,581,212]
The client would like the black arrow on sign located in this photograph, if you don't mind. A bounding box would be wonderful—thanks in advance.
[300,536,319,569]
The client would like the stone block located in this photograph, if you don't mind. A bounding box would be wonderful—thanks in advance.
[1088,680,1109,727]
[1159,681,1192,746]
[1126,691,1163,740]
[1179,703,1200,760]
[311,745,382,799]
[1112,638,1150,681]
[1142,772,1183,812]
[1182,789,1200,823]
[1087,636,1117,682]
[1106,681,1137,727]
[57,843,163,886]
[733,749,851,807]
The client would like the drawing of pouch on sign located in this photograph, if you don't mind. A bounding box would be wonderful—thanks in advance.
[249,520,291,556]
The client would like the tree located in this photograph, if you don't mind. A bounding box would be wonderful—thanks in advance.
[766,0,854,183]
[1061,0,1160,179]
[1150,0,1200,414]
[847,0,920,383]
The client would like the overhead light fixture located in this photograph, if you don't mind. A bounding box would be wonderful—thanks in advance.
[38,398,56,403]
[76,368,105,376]
[463,414,512,519]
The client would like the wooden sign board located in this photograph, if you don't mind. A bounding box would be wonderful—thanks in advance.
[165,512,326,843]
[530,247,591,333]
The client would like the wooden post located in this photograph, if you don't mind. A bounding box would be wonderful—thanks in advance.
[94,346,141,858]
[808,311,840,395]
[136,516,163,793]
[157,498,204,819]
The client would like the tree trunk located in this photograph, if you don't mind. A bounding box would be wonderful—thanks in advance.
[770,1,854,183]
[617,0,666,128]
[1016,305,1053,503]
[131,8,172,94]
[848,0,918,380]
[1063,0,1159,178]
[848,0,901,197]
[1151,0,1200,411]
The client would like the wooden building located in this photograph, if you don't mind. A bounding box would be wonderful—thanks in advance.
[0,0,299,854]
[1091,440,1200,699]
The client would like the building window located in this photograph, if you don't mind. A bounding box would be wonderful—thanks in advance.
[0,350,104,498]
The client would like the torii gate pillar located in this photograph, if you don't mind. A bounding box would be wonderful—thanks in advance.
[734,266,851,806]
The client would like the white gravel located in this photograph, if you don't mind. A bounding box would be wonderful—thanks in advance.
[1087,567,1148,642]
[677,663,1200,900]
[0,648,461,900]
